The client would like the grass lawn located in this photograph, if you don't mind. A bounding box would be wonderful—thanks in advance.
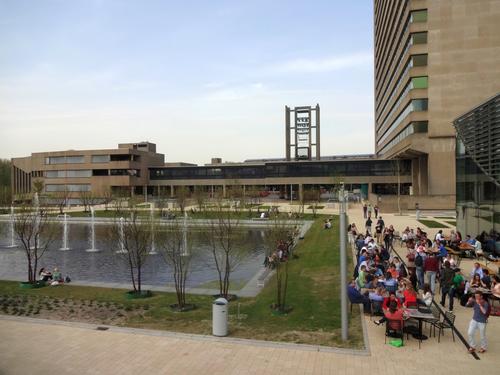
[0,218,363,348]
[418,219,449,228]
[445,220,456,226]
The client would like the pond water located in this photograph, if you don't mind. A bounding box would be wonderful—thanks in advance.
[0,222,268,288]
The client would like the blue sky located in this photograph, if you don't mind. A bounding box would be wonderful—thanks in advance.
[0,0,374,164]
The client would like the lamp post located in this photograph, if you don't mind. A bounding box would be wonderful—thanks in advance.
[339,183,348,341]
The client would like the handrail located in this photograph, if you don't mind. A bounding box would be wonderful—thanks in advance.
[390,245,480,360]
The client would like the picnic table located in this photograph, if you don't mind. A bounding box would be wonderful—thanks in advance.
[404,308,436,348]
[458,242,475,251]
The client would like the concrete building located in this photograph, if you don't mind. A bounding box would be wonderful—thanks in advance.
[374,0,500,208]
[11,142,164,201]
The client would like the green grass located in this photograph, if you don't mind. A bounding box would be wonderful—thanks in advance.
[0,218,362,348]
[445,220,456,226]
[418,219,449,228]
[435,216,455,220]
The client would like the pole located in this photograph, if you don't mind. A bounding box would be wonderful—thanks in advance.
[339,185,348,341]
[290,184,293,204]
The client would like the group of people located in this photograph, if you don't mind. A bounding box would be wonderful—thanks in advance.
[39,267,70,286]
[348,216,498,353]
[264,239,294,269]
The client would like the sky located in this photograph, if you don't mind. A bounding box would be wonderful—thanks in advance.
[0,0,375,165]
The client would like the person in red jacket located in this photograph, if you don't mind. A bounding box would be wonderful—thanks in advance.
[374,300,405,325]
[424,253,439,294]
[382,292,401,310]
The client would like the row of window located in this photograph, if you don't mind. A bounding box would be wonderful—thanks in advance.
[375,8,427,107]
[45,154,140,165]
[45,156,84,165]
[150,160,412,180]
[45,184,91,192]
[44,169,141,178]
[377,76,428,132]
[45,170,92,178]
[377,99,428,146]
[378,121,428,155]
[376,53,427,121]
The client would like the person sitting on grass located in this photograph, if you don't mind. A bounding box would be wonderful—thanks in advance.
[39,268,52,282]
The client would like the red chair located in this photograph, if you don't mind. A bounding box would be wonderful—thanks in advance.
[385,318,404,345]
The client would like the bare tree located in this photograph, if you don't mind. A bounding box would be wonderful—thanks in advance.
[192,186,206,212]
[51,189,69,215]
[157,220,194,310]
[204,197,249,299]
[14,203,57,284]
[264,214,296,312]
[32,179,44,195]
[304,188,321,218]
[102,188,114,211]
[109,206,152,294]
[175,186,190,213]
[79,190,94,213]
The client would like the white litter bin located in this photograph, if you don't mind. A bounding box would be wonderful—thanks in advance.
[212,297,228,336]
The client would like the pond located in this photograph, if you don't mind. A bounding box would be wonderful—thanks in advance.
[0,221,268,289]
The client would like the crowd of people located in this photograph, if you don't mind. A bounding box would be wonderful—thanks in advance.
[347,212,499,352]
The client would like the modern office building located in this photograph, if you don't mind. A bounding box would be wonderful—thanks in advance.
[374,0,500,208]
[11,142,165,201]
[455,93,500,236]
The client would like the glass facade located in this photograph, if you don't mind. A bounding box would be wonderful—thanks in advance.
[456,140,500,236]
[150,160,412,180]
[455,94,500,238]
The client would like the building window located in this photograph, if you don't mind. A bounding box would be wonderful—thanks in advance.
[92,169,109,176]
[45,156,84,164]
[411,32,427,45]
[46,184,91,192]
[411,76,428,89]
[412,98,428,111]
[45,170,92,178]
[411,54,428,67]
[110,154,132,161]
[410,10,427,23]
[91,155,110,163]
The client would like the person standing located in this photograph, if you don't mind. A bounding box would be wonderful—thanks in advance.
[367,203,373,218]
[466,291,489,353]
[362,203,367,219]
[440,261,455,310]
[424,253,439,294]
[365,217,373,235]
[414,247,426,289]
[374,205,379,218]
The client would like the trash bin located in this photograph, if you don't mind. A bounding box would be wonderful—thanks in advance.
[212,297,228,337]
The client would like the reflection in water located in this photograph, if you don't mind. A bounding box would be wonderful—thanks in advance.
[0,222,267,288]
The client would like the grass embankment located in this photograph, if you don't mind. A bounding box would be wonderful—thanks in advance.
[418,219,449,228]
[0,218,362,348]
